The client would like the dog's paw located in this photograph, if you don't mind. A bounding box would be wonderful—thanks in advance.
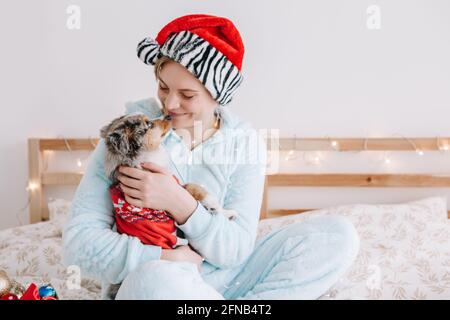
[201,194,221,210]
[223,210,238,221]
[205,207,219,215]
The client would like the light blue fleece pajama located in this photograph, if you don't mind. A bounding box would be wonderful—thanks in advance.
[62,97,359,300]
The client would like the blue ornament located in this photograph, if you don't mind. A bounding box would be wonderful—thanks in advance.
[38,284,56,298]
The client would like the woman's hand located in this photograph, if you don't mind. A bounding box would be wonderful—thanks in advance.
[117,162,198,224]
[161,245,204,273]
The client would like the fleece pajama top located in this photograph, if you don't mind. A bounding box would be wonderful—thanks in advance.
[62,97,359,300]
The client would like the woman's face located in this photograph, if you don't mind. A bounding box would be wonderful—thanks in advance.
[157,60,218,130]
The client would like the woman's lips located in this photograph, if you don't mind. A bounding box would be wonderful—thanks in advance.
[168,112,189,117]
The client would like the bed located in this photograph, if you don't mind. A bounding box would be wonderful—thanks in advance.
[0,137,449,299]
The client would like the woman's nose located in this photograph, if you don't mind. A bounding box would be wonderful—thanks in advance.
[164,93,181,111]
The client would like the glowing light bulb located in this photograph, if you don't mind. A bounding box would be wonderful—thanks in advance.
[288,149,294,155]
[416,149,424,156]
[77,158,82,167]
[331,140,338,148]
[442,145,449,151]
[384,157,391,164]
[26,181,39,191]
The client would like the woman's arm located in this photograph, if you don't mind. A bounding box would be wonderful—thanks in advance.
[175,134,267,269]
[62,139,162,284]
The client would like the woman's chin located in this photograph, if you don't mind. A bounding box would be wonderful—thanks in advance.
[171,117,192,129]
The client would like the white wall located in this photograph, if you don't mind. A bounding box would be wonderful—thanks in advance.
[1,0,449,229]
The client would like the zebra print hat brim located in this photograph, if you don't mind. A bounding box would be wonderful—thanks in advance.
[137,30,243,106]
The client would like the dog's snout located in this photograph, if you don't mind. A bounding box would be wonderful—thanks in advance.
[164,115,172,121]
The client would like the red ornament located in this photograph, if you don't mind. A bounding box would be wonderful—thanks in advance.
[1,293,19,300]
[20,283,41,300]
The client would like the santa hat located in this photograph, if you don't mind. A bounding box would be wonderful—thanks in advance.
[137,14,245,106]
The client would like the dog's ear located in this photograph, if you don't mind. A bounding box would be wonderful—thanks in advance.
[107,131,133,157]
[100,116,135,157]
[100,115,127,139]
[99,123,110,140]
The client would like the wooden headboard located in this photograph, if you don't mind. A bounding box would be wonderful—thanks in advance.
[28,137,450,224]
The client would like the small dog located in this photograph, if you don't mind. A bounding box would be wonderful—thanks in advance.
[100,112,238,226]
[99,112,237,300]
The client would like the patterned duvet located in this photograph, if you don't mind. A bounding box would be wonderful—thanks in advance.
[0,196,448,299]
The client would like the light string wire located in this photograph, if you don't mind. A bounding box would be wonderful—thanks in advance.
[19,136,97,225]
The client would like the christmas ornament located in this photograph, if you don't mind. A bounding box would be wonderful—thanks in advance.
[0,269,12,297]
[38,284,57,299]
[9,280,26,297]
[0,269,59,300]
[1,293,18,300]
[20,283,40,300]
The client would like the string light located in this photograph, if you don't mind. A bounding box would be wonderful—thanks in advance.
[26,181,39,192]
[302,151,324,166]
[325,135,340,151]
[56,134,97,169]
[437,136,449,153]
[391,133,424,156]
[313,155,321,165]
[21,136,98,225]
[274,134,449,166]
[284,135,299,161]
[20,181,41,226]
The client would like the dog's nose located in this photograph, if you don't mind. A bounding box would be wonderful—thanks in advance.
[164,115,172,121]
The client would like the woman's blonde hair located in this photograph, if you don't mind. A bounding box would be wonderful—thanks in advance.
[153,55,172,82]
[153,55,214,100]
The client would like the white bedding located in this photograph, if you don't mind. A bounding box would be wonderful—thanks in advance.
[0,196,449,300]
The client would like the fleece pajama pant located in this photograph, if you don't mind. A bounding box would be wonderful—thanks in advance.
[114,214,360,300]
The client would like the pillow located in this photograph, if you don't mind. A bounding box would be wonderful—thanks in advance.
[47,198,72,229]
[257,196,448,240]
[50,195,448,240]
[257,196,450,300]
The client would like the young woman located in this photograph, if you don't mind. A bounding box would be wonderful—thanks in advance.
[62,14,359,300]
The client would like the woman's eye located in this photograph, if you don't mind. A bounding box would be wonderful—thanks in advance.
[183,95,194,99]
[159,85,168,90]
